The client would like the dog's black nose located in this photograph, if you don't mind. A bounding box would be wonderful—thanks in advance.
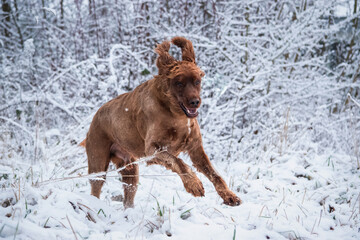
[189,98,200,108]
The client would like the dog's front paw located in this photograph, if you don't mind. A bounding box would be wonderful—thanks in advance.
[183,177,205,197]
[222,192,242,206]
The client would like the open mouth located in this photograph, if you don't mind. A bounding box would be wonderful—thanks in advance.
[179,103,198,118]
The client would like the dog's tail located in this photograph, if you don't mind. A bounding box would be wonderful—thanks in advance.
[79,139,86,148]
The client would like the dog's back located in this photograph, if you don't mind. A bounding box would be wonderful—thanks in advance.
[87,85,148,158]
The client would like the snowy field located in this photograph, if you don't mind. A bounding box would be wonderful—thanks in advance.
[1,0,360,239]
[0,119,359,239]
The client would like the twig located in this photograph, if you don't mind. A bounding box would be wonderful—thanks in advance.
[283,209,288,221]
[36,150,189,186]
[68,166,88,175]
[318,209,323,227]
[66,215,78,240]
[347,93,360,108]
[18,178,20,201]
[0,116,33,139]
[348,192,360,222]
[259,205,271,218]
[297,204,308,217]
[37,172,190,186]
[226,96,239,162]
[302,188,307,204]
[310,217,317,235]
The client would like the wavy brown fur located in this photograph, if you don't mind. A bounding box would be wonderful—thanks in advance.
[81,37,241,208]
[172,36,196,63]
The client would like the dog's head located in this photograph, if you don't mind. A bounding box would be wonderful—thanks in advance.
[155,37,205,118]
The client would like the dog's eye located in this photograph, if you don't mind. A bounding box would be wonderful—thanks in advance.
[195,80,201,86]
[176,82,184,87]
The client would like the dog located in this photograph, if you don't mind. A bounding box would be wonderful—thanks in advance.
[81,37,241,208]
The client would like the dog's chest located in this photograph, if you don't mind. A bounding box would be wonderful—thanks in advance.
[166,119,195,149]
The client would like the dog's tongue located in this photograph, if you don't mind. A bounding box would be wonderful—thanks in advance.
[180,103,198,118]
[188,108,197,114]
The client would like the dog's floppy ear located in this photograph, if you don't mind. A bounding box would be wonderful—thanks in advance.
[172,36,196,63]
[155,40,176,75]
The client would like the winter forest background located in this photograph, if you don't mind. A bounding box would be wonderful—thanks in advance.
[0,0,359,239]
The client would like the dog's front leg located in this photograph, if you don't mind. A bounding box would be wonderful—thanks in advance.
[188,146,241,206]
[145,147,205,197]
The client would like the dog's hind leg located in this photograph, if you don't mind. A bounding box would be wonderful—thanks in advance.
[110,143,139,208]
[111,155,139,208]
[86,135,112,199]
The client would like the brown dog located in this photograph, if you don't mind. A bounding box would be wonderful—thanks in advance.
[82,37,241,208]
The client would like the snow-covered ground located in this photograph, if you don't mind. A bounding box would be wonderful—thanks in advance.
[1,137,359,239]
[1,1,360,239]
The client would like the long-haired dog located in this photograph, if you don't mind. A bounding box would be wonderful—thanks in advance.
[82,37,241,208]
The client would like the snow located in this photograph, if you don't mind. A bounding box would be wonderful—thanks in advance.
[1,0,359,239]
[0,145,359,239]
